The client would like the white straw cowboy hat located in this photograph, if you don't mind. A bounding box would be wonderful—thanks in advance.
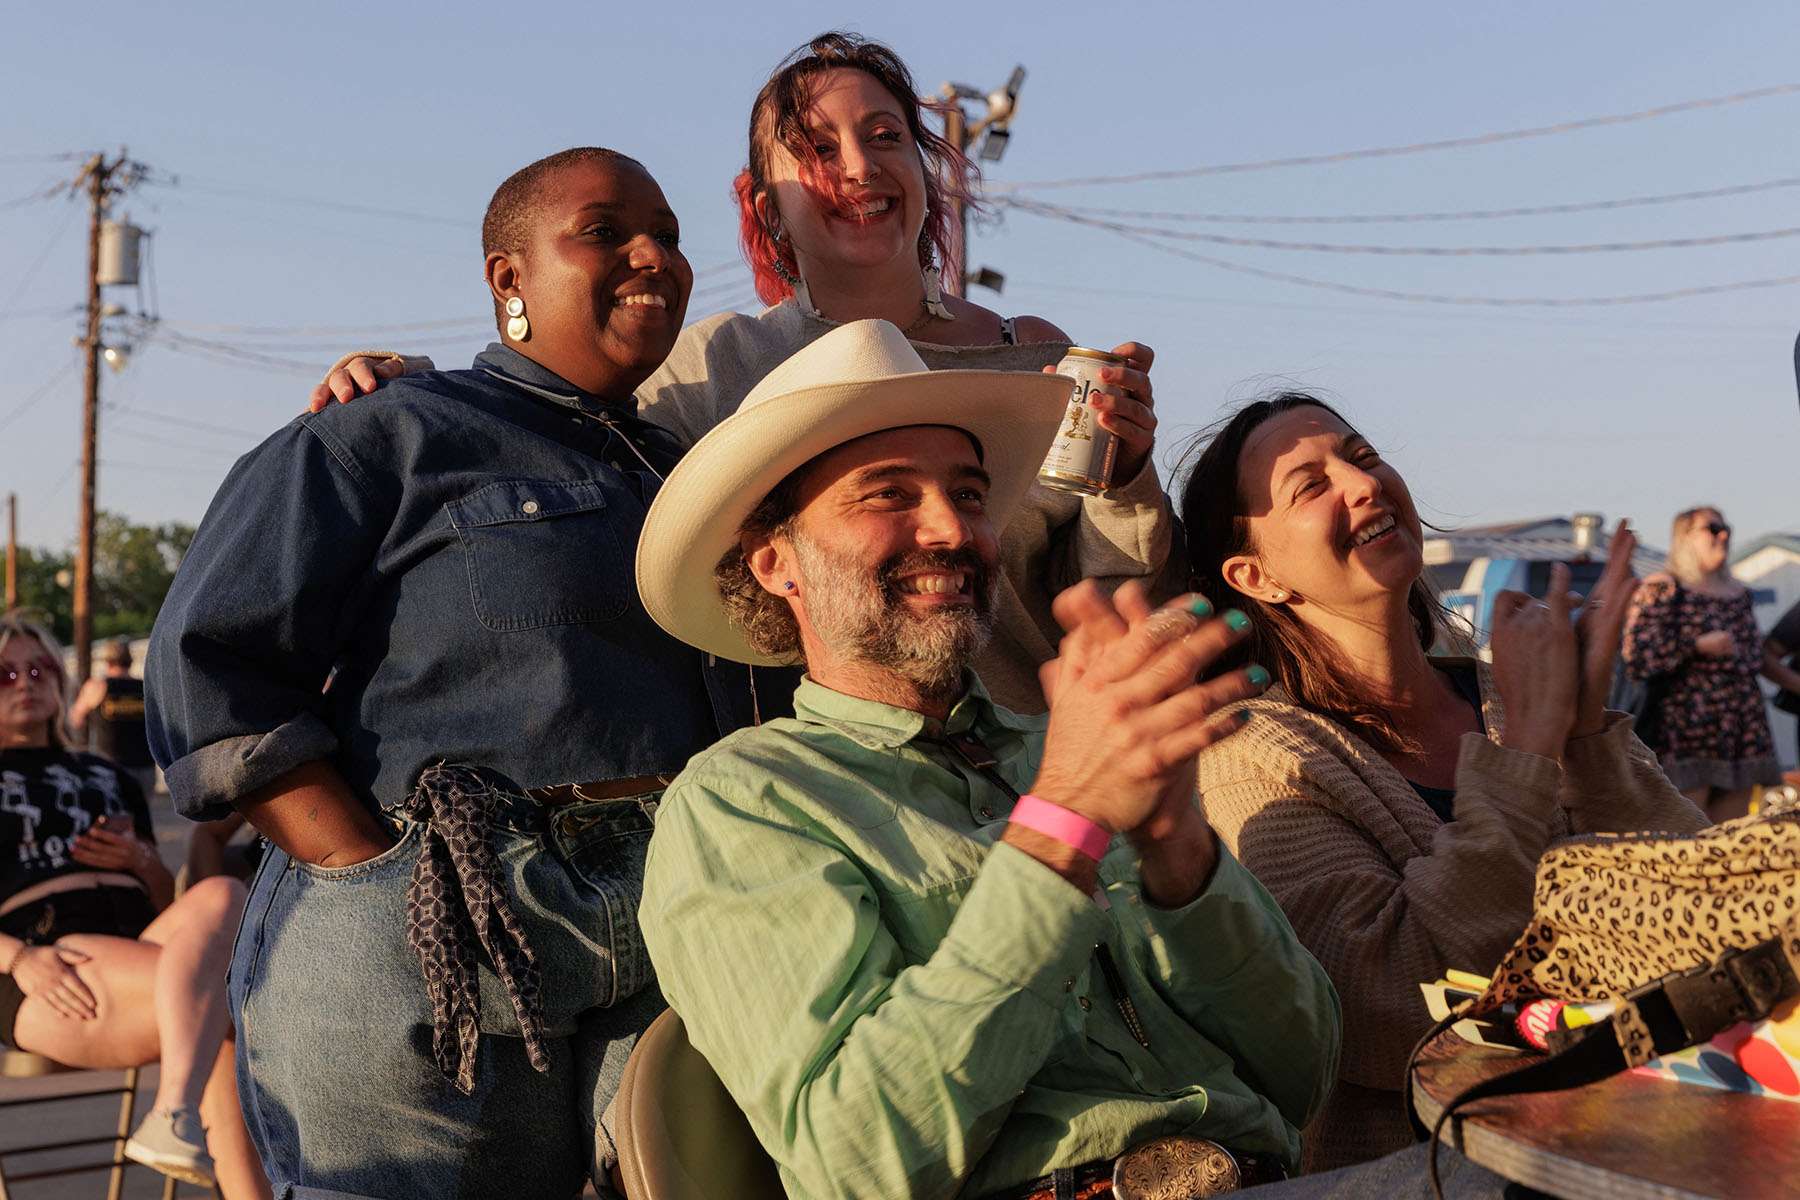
[637,319,1075,665]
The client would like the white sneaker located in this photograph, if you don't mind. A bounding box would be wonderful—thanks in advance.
[125,1106,217,1187]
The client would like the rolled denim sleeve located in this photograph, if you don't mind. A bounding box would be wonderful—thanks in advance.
[147,416,395,820]
[642,775,1107,1200]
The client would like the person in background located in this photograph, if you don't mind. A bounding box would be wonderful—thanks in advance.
[1761,596,1800,757]
[1623,505,1781,822]
[69,637,159,798]
[311,31,1179,715]
[148,148,760,1200]
[1178,394,1706,1171]
[0,614,263,1198]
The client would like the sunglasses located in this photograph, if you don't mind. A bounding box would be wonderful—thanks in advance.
[0,660,57,690]
[1704,521,1732,538]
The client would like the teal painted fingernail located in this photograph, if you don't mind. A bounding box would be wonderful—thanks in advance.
[1246,664,1271,687]
[1223,609,1251,632]
[1237,710,1253,724]
[1187,596,1213,618]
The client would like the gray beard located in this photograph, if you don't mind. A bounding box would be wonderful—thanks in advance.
[791,533,995,699]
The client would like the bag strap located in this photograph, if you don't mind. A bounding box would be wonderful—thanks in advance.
[1408,924,1800,1199]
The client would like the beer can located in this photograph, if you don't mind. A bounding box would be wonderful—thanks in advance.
[1038,347,1124,496]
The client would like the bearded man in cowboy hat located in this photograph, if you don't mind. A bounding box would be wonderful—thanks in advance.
[634,320,1342,1200]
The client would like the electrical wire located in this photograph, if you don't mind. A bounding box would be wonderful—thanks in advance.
[995,82,1800,190]
[1001,176,1800,225]
[0,360,77,435]
[1096,222,1800,307]
[1,204,79,316]
[161,316,491,337]
[160,179,471,229]
[1002,197,1800,255]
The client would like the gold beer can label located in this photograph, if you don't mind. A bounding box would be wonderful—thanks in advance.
[1038,347,1125,496]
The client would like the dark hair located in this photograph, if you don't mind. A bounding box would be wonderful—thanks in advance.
[735,31,973,307]
[481,146,642,332]
[1177,392,1461,756]
[713,472,807,662]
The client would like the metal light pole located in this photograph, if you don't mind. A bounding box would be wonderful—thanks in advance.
[934,65,1026,298]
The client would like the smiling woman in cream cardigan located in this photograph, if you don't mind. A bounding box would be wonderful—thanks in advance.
[1179,393,1706,1172]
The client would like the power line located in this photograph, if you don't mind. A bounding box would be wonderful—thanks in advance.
[160,179,471,229]
[162,315,490,337]
[1003,176,1800,225]
[0,360,77,435]
[1067,217,1800,307]
[109,407,271,441]
[996,82,1800,190]
[1005,197,1800,255]
[1,204,79,316]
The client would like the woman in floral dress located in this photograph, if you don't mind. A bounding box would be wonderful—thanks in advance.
[1624,505,1780,822]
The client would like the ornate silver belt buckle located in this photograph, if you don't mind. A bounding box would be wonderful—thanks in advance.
[1111,1135,1241,1200]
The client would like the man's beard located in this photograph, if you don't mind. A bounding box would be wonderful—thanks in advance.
[791,534,996,699]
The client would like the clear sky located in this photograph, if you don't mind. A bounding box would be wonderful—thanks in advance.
[4,0,1796,557]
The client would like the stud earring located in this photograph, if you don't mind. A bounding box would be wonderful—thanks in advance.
[1270,590,1289,603]
[504,296,529,342]
[783,581,795,591]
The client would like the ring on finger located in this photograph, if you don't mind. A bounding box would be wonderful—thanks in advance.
[1141,609,1200,646]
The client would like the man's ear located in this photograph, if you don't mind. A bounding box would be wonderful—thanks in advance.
[745,533,798,599]
[1222,553,1283,604]
[486,250,522,308]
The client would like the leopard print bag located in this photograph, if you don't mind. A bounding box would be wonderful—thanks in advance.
[1409,805,1800,1194]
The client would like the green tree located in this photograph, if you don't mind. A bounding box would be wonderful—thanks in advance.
[6,511,194,647]
[10,544,75,643]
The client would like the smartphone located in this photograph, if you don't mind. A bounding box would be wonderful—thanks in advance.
[94,812,134,835]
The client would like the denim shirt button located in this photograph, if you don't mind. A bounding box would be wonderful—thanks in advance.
[521,500,540,515]
[980,806,996,820]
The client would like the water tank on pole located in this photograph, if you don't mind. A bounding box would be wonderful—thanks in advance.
[98,220,143,286]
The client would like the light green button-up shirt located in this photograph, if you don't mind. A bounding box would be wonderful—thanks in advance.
[640,676,1340,1200]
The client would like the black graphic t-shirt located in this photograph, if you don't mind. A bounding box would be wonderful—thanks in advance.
[2,747,153,903]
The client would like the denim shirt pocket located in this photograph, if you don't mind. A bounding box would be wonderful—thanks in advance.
[447,478,629,631]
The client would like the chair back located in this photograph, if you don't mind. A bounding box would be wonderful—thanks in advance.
[613,1010,784,1200]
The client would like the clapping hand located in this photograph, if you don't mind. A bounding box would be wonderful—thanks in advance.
[1568,521,1643,738]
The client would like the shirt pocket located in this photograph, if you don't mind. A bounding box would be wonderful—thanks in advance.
[448,478,629,631]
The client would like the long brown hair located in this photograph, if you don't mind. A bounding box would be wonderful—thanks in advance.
[1177,393,1462,756]
[735,31,973,306]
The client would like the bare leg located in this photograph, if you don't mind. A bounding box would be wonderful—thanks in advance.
[201,1031,273,1200]
[134,876,245,1113]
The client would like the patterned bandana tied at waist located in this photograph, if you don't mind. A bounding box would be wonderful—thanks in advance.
[400,762,548,1094]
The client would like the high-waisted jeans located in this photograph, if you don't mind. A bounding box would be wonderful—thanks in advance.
[228,790,662,1200]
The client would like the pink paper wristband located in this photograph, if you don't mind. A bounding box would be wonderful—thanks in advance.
[1009,795,1112,861]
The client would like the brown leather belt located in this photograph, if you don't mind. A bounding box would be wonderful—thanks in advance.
[985,1136,1286,1200]
[525,776,670,805]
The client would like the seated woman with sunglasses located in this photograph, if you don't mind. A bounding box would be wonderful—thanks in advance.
[1178,395,1707,1172]
[0,614,265,1198]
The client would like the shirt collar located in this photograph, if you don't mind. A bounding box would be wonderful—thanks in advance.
[473,344,637,418]
[791,672,1038,749]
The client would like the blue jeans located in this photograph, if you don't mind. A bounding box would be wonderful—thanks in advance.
[229,792,662,1199]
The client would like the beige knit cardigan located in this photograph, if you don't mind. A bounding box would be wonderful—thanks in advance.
[1195,666,1707,1172]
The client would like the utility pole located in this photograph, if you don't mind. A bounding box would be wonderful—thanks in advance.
[934,66,1027,299]
[68,150,151,683]
[5,494,16,612]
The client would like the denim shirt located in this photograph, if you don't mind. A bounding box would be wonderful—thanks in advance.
[147,345,760,821]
